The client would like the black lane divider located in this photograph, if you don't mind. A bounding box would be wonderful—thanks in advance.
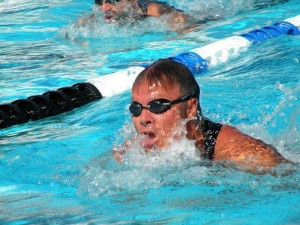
[0,82,102,129]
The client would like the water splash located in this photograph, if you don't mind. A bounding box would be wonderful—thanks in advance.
[169,0,256,20]
[58,10,169,41]
[78,121,211,197]
[57,0,274,41]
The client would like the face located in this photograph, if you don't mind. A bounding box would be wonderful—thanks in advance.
[131,80,190,150]
[100,0,134,22]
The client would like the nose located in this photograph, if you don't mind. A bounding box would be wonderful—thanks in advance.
[139,107,154,127]
[101,3,111,11]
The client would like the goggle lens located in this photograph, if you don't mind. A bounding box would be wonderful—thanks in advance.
[129,99,171,117]
[149,99,170,114]
[129,91,197,117]
[95,0,120,5]
[129,102,143,117]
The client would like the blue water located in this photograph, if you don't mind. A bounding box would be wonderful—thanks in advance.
[1,0,300,224]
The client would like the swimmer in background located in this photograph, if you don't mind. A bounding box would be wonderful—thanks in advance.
[114,58,291,174]
[77,0,205,33]
[77,0,289,34]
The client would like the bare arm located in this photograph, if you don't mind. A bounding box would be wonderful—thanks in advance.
[146,3,201,33]
[77,13,96,25]
[214,125,290,174]
[76,4,102,25]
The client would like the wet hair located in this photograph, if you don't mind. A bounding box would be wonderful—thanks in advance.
[133,59,200,99]
[95,0,102,5]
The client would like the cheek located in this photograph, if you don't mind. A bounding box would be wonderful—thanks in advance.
[132,117,140,129]
[156,109,184,133]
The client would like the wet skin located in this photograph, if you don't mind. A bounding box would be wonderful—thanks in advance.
[131,80,189,150]
[129,79,290,174]
[100,0,141,22]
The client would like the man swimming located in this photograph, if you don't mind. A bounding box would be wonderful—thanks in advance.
[78,0,202,33]
[77,0,290,34]
[114,58,290,174]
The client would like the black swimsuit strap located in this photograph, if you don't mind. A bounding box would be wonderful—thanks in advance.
[201,118,222,160]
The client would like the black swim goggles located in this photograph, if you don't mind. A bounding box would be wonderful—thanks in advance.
[129,91,197,117]
[95,0,120,5]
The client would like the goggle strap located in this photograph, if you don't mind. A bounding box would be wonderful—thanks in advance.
[170,91,195,105]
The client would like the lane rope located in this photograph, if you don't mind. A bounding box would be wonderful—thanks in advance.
[1,15,299,129]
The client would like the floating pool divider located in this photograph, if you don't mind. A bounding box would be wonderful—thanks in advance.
[0,83,102,128]
[1,15,299,129]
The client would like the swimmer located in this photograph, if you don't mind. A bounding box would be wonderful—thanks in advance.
[77,0,289,33]
[114,58,291,174]
[77,0,203,33]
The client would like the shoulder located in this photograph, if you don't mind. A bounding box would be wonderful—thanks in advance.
[145,1,178,17]
[213,125,287,170]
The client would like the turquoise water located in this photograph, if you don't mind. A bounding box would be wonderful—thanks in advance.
[1,0,300,224]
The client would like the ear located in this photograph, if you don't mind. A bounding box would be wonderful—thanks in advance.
[186,98,198,118]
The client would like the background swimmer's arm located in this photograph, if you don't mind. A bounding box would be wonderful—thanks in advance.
[213,125,291,174]
[146,3,200,33]
[76,4,102,25]
[77,13,96,25]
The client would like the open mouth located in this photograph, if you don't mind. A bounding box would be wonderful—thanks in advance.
[139,132,157,149]
[103,11,115,21]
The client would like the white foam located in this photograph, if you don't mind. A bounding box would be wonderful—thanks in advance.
[0,185,18,194]
[79,123,210,197]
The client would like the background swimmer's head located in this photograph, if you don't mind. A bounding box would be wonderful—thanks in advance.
[95,0,141,23]
[95,0,121,6]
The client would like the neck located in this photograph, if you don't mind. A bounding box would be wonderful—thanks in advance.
[186,118,205,155]
[131,0,144,15]
[186,118,202,139]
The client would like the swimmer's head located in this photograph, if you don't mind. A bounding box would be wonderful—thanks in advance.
[95,0,142,23]
[95,0,121,5]
[130,59,201,150]
[133,59,200,110]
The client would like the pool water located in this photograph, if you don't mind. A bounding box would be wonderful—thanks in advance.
[1,0,300,224]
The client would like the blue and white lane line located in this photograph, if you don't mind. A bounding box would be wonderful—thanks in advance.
[0,15,299,129]
[88,15,300,97]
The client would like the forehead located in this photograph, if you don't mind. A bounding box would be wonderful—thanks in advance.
[132,79,181,99]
